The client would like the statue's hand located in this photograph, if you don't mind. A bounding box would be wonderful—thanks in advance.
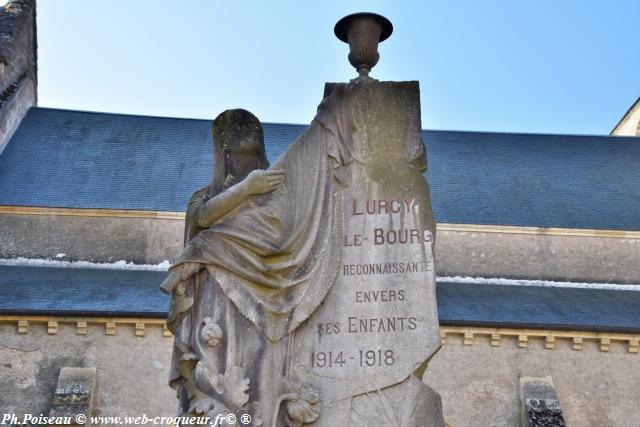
[159,262,203,294]
[243,169,286,195]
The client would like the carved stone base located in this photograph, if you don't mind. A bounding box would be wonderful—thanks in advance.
[313,375,444,427]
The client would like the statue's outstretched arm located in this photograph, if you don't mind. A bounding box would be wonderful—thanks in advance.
[160,169,286,295]
[191,169,286,229]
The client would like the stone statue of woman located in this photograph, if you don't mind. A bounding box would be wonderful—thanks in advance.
[162,108,321,425]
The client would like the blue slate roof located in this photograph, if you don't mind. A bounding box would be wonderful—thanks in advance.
[1,266,638,333]
[1,107,639,230]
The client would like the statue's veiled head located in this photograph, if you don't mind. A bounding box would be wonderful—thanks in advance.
[211,109,269,191]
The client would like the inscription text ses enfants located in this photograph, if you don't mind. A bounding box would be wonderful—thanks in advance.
[317,316,418,338]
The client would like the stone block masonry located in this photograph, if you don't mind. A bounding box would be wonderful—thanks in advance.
[0,0,37,153]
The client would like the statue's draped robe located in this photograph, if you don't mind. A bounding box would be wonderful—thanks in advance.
[166,84,369,418]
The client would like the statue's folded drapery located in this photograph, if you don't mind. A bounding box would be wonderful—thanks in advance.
[166,84,367,342]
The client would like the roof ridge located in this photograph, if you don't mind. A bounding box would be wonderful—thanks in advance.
[31,106,311,127]
[30,106,212,123]
[425,128,640,140]
[30,107,639,139]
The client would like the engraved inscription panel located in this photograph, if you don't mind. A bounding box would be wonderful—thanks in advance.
[291,177,440,400]
[290,81,441,404]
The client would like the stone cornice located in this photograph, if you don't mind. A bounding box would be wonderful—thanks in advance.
[440,325,639,353]
[2,315,638,354]
[1,205,639,238]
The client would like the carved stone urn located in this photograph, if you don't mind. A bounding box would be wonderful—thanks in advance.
[334,12,393,77]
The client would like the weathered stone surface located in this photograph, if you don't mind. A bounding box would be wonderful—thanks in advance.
[0,214,183,264]
[425,336,640,427]
[313,375,443,427]
[3,212,639,285]
[160,79,443,426]
[0,0,37,154]
[161,109,295,424]
[519,376,565,427]
[2,322,640,425]
[436,229,640,284]
[2,213,640,284]
[49,367,96,423]
[288,81,442,424]
[0,323,175,417]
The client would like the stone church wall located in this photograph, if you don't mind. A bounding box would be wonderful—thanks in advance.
[427,333,640,426]
[436,229,640,284]
[0,213,183,264]
[1,321,638,426]
[1,213,639,284]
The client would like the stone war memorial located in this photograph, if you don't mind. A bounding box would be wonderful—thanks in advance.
[160,13,444,426]
[2,1,640,426]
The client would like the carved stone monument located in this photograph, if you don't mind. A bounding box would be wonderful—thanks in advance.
[161,13,444,426]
